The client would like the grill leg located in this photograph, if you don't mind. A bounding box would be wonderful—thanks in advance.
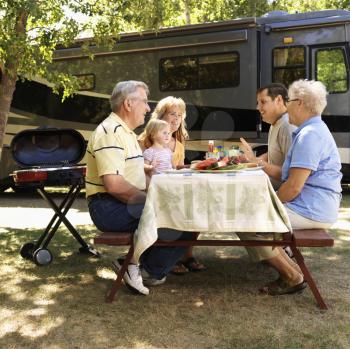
[37,185,100,258]
[34,186,76,249]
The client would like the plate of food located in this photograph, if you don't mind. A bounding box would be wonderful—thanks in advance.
[193,165,246,173]
[242,164,264,171]
[191,157,263,173]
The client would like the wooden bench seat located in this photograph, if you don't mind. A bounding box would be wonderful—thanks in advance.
[94,232,133,246]
[293,229,334,247]
[94,229,334,309]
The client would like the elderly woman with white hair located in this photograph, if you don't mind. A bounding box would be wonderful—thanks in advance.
[254,79,342,295]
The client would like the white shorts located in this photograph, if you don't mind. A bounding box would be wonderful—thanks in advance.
[285,206,333,230]
[239,206,333,262]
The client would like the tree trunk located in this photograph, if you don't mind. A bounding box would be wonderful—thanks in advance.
[184,0,191,24]
[0,72,17,159]
[0,11,27,161]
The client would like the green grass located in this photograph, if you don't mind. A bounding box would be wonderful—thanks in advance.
[0,194,350,349]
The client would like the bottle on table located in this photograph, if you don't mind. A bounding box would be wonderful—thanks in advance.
[216,145,223,159]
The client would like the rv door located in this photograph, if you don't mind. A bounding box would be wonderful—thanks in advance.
[310,44,350,175]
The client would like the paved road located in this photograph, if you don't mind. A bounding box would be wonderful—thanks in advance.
[0,191,92,229]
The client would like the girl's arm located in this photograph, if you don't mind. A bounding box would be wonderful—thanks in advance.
[144,160,154,173]
[143,160,153,190]
[143,148,158,173]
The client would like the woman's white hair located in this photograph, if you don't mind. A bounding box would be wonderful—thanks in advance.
[110,80,149,111]
[288,79,328,115]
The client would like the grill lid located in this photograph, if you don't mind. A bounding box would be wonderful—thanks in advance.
[11,128,86,167]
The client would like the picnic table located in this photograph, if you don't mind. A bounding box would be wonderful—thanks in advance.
[95,168,333,309]
[133,169,291,261]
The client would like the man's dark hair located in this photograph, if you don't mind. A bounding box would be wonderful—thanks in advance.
[257,83,288,102]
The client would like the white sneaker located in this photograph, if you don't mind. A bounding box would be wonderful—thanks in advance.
[141,268,167,286]
[112,258,149,295]
[283,246,294,259]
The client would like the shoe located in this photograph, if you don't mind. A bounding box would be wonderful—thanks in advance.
[182,257,207,272]
[283,246,294,259]
[260,277,307,296]
[112,258,149,295]
[258,277,283,293]
[170,261,189,275]
[141,268,167,286]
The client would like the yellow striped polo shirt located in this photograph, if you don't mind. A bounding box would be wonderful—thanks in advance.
[85,112,146,197]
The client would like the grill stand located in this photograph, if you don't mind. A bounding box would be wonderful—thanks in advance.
[20,184,100,265]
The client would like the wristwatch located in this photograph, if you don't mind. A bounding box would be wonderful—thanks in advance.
[257,158,265,167]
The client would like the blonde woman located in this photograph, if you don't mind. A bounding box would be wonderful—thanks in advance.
[140,96,188,167]
[139,96,207,274]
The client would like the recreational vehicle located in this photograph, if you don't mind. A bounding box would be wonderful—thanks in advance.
[2,9,350,190]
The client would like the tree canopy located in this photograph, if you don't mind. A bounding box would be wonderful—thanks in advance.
[1,0,350,153]
[0,0,147,150]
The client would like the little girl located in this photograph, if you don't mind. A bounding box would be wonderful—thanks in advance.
[142,119,173,173]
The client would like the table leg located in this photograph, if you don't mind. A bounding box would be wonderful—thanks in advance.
[106,244,135,303]
[290,244,328,310]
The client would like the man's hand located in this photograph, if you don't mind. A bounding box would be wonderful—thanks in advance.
[240,137,258,163]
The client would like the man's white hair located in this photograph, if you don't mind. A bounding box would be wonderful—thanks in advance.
[288,79,328,115]
[110,80,149,111]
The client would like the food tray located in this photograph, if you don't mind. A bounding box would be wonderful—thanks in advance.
[193,165,264,173]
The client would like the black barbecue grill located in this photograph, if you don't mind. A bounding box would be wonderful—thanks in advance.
[11,128,99,265]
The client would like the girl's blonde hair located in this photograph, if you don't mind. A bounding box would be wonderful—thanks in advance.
[139,96,189,145]
[142,119,170,149]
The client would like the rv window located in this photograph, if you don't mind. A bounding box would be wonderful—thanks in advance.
[12,79,110,125]
[198,53,239,89]
[272,47,306,87]
[316,48,348,93]
[159,52,239,91]
[160,57,197,90]
[74,74,95,91]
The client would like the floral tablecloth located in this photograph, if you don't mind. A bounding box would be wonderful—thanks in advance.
[133,170,291,261]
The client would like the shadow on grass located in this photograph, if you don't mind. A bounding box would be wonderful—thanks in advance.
[0,226,350,349]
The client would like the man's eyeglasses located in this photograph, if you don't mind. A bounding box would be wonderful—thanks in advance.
[129,97,149,105]
[285,97,300,104]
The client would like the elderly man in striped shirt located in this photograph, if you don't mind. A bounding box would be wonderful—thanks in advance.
[85,80,191,295]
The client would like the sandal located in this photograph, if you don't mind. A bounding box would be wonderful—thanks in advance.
[258,277,283,294]
[170,261,189,275]
[259,277,307,296]
[183,257,207,272]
